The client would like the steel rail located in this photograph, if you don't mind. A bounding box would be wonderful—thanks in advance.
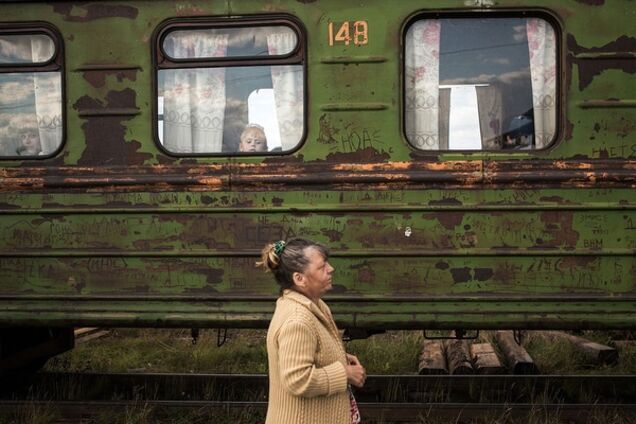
[4,372,636,422]
[7,372,636,401]
[1,399,635,423]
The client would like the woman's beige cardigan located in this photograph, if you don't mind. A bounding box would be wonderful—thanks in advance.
[265,289,350,424]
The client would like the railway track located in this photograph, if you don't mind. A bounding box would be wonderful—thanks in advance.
[2,399,636,423]
[3,372,636,422]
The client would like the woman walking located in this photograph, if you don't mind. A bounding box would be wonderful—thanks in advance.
[258,238,366,424]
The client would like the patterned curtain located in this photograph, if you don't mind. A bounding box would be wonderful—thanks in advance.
[266,32,303,151]
[526,18,556,148]
[405,20,441,150]
[162,34,228,153]
[31,37,61,155]
[476,85,503,150]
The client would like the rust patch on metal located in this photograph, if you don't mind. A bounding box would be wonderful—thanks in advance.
[616,115,636,141]
[424,211,464,230]
[53,4,138,21]
[325,147,390,163]
[272,197,284,207]
[568,35,636,90]
[196,267,225,286]
[200,195,214,205]
[564,118,575,141]
[559,256,598,269]
[74,89,152,166]
[450,267,471,284]
[492,263,521,283]
[351,261,375,284]
[428,198,463,206]
[474,268,494,282]
[575,0,604,4]
[321,228,343,242]
[435,261,449,270]
[596,148,610,159]
[535,211,580,248]
[83,69,138,89]
[539,196,578,205]
[261,154,306,166]
[156,155,179,165]
[329,284,348,294]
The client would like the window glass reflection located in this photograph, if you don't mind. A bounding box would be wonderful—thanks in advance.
[163,26,297,59]
[158,65,303,153]
[405,17,556,151]
[158,25,303,154]
[0,72,63,157]
[0,34,55,64]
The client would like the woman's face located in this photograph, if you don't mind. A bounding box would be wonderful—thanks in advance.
[296,246,334,300]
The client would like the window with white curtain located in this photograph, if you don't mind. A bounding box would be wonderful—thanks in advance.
[156,21,304,155]
[0,30,63,158]
[405,16,557,151]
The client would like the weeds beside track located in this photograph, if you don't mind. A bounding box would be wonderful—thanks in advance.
[3,372,636,423]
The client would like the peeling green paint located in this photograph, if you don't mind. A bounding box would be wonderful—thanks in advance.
[0,0,635,330]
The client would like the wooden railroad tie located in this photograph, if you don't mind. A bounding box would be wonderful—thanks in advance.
[470,342,505,375]
[74,328,111,344]
[444,333,474,375]
[495,331,539,375]
[538,331,618,366]
[418,340,448,375]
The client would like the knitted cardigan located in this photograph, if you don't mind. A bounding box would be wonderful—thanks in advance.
[265,289,350,424]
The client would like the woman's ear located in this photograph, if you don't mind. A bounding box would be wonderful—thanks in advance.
[292,271,305,288]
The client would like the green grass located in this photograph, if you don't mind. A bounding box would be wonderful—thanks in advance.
[522,331,636,374]
[48,329,425,375]
[9,329,633,424]
[47,329,636,376]
[46,328,268,374]
[346,331,423,374]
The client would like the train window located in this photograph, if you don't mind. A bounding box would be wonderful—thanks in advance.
[156,22,304,155]
[405,16,557,151]
[0,31,63,158]
[163,26,298,59]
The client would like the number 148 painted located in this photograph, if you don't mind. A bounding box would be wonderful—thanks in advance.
[328,21,369,46]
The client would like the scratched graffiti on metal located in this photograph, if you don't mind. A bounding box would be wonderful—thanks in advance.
[0,0,635,332]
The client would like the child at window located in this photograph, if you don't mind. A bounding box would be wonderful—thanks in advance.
[239,124,268,153]
[16,128,42,156]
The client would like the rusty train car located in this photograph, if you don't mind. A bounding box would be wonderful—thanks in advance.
[1,0,635,372]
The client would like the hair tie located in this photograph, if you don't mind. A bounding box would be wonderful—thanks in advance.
[273,240,286,256]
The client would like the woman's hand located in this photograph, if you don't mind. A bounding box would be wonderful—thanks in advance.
[345,354,366,387]
[347,353,361,366]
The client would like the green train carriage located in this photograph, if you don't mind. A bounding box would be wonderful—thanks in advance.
[0,0,634,372]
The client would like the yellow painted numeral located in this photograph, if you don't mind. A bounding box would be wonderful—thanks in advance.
[328,20,368,46]
[334,21,351,45]
[353,21,368,45]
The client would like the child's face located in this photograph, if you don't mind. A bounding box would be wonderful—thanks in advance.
[22,132,41,152]
[239,129,267,152]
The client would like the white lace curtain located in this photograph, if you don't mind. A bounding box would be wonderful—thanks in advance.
[476,85,503,150]
[0,35,61,155]
[266,32,303,151]
[31,36,62,155]
[162,34,228,153]
[527,18,556,148]
[406,18,556,150]
[405,20,441,150]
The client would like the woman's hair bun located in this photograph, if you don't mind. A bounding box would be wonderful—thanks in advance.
[256,242,281,271]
